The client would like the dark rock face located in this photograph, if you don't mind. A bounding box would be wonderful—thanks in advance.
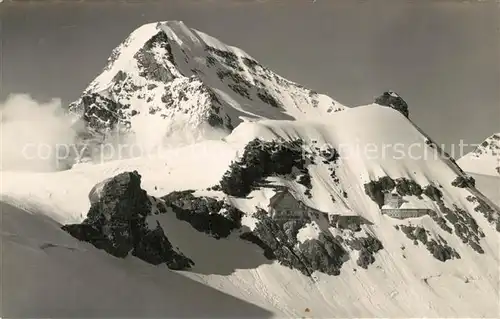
[471,133,500,157]
[62,171,193,270]
[425,188,486,253]
[161,190,244,239]
[365,175,486,257]
[344,236,384,269]
[131,220,194,270]
[423,184,443,202]
[299,234,347,275]
[329,215,372,232]
[78,93,128,132]
[219,138,308,197]
[297,169,313,198]
[205,45,242,71]
[364,176,396,207]
[398,224,460,262]
[364,177,425,208]
[427,238,461,262]
[134,32,176,83]
[257,90,281,108]
[466,195,500,232]
[240,209,348,276]
[135,50,175,83]
[357,250,375,268]
[68,93,134,164]
[451,175,476,188]
[208,48,284,111]
[375,91,409,118]
[428,209,452,234]
[443,205,484,252]
[395,178,423,197]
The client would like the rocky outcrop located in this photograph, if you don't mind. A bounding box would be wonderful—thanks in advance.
[219,138,308,197]
[346,236,384,269]
[466,195,500,232]
[61,167,391,277]
[364,177,423,208]
[471,133,500,158]
[375,91,409,118]
[365,175,488,256]
[135,31,176,83]
[161,190,244,239]
[62,171,193,270]
[398,224,461,262]
[329,215,372,232]
[240,209,348,276]
[72,93,130,133]
[364,176,396,207]
[451,175,476,188]
[238,207,387,275]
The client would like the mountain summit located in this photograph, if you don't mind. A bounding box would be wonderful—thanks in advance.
[458,133,500,176]
[68,21,345,154]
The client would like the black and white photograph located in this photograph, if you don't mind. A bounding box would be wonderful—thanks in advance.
[1,0,499,317]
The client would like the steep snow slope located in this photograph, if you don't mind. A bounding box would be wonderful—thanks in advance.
[0,202,275,318]
[458,133,500,176]
[68,21,345,159]
[2,104,499,317]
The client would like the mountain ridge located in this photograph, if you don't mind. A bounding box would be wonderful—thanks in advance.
[68,21,346,159]
[458,132,500,176]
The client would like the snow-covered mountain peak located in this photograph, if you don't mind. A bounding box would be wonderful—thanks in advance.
[471,133,500,157]
[458,133,500,176]
[69,21,346,153]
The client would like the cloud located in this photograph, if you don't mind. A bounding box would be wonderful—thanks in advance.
[0,94,231,172]
[0,94,78,172]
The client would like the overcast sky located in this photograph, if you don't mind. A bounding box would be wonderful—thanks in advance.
[1,0,499,151]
